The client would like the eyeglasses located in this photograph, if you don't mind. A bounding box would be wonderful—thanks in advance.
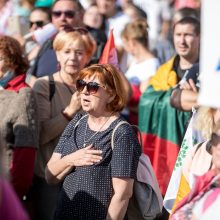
[52,10,76,19]
[76,79,106,94]
[29,21,44,28]
[63,26,89,35]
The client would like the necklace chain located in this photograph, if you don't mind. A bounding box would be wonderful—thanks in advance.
[83,114,112,147]
[59,71,75,95]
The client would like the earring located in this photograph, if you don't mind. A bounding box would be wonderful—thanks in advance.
[57,62,61,71]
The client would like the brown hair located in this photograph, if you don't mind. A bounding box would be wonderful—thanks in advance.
[121,19,149,48]
[53,30,96,62]
[173,16,200,36]
[78,64,127,112]
[0,36,29,75]
[52,0,84,11]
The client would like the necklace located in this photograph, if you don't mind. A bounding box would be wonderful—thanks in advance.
[59,72,75,95]
[83,114,112,147]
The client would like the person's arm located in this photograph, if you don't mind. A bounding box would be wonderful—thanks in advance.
[45,145,102,184]
[170,79,198,111]
[106,177,134,220]
[33,79,81,145]
[10,148,36,199]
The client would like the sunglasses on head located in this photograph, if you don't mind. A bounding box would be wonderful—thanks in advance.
[52,10,76,19]
[63,26,89,34]
[29,21,44,28]
[76,79,106,94]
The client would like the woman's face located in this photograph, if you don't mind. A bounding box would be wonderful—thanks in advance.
[56,40,88,76]
[79,75,112,115]
[83,5,103,29]
[122,37,134,54]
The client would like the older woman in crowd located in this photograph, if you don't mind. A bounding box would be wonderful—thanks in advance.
[28,27,96,220]
[170,121,220,220]
[46,64,141,220]
[0,35,38,200]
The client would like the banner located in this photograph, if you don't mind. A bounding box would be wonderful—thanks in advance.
[198,0,220,108]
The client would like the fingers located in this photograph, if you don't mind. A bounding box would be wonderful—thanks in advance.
[188,79,198,92]
[180,79,198,92]
[180,81,191,90]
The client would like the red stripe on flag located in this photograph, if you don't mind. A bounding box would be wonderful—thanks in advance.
[142,133,180,195]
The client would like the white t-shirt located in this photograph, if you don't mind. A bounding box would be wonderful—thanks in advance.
[125,58,160,85]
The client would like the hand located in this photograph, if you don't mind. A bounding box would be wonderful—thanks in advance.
[64,91,81,117]
[180,79,198,92]
[65,144,103,167]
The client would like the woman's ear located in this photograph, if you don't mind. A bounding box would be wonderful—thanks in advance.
[107,93,116,103]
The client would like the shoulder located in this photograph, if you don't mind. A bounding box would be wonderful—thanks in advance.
[33,75,49,92]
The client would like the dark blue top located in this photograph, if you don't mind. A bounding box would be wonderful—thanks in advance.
[54,113,141,220]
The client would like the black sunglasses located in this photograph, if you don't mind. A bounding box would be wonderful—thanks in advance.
[52,10,76,19]
[29,21,44,28]
[63,26,89,35]
[76,79,106,94]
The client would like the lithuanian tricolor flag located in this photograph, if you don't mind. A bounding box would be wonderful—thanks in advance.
[138,57,191,195]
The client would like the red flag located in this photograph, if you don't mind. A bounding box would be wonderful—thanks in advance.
[99,29,119,69]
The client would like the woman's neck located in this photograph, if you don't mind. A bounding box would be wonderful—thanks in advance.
[133,46,154,63]
[59,71,76,87]
[88,112,118,130]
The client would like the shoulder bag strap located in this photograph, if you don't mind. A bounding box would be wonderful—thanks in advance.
[111,121,142,150]
[48,75,55,101]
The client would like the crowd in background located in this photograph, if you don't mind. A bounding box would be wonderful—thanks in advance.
[2,0,220,220]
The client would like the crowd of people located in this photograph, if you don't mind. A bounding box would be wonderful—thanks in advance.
[1,0,220,220]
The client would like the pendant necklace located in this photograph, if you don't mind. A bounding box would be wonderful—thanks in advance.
[83,114,112,147]
[59,71,75,95]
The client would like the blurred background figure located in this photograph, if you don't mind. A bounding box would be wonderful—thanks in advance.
[0,35,38,201]
[0,126,29,220]
[123,2,147,22]
[170,120,220,220]
[26,28,96,220]
[121,19,159,124]
[25,7,51,66]
[27,0,85,85]
[0,0,14,35]
[96,0,130,66]
[83,3,107,64]
[83,3,104,30]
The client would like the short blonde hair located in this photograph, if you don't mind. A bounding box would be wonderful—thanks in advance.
[78,64,127,112]
[53,30,96,62]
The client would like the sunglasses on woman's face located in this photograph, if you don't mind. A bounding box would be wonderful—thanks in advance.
[29,21,44,28]
[76,79,106,94]
[52,10,76,19]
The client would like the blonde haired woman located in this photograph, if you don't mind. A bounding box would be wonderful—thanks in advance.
[121,19,159,124]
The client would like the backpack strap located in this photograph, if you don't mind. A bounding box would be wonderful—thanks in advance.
[111,121,142,150]
[48,75,55,101]
[194,142,204,154]
[74,114,88,128]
